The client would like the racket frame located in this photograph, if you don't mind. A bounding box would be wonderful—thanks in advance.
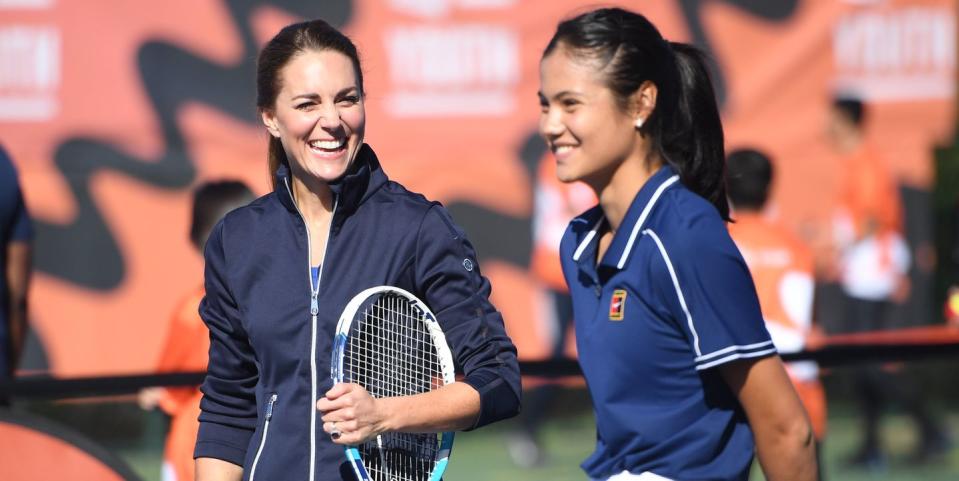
[331,286,456,481]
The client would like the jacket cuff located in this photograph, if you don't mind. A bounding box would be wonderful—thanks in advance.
[463,370,521,430]
[194,421,252,466]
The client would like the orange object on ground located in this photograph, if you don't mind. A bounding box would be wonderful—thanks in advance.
[729,213,827,438]
[0,413,133,481]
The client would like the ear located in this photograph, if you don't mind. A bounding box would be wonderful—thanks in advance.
[261,110,281,138]
[632,81,658,128]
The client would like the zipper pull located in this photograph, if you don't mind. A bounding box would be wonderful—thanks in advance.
[310,295,318,316]
[266,394,277,420]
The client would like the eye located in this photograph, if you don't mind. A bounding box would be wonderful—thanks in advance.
[295,101,316,111]
[561,98,579,111]
[338,95,360,106]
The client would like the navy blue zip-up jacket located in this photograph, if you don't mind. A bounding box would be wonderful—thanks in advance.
[194,144,521,480]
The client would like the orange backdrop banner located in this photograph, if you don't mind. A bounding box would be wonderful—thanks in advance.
[0,0,954,376]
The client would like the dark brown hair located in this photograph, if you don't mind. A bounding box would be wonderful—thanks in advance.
[726,148,773,212]
[544,7,729,220]
[257,19,364,188]
[190,180,255,250]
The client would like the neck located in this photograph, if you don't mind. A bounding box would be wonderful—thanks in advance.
[595,152,662,232]
[291,174,335,223]
[837,132,862,155]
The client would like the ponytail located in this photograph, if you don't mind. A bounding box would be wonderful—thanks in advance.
[662,42,729,220]
[544,8,730,221]
[268,136,289,190]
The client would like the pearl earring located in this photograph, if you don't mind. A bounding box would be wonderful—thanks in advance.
[635,117,645,129]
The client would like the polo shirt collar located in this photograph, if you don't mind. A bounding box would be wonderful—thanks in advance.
[572,165,680,270]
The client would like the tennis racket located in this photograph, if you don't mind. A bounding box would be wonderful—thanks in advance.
[331,286,456,481]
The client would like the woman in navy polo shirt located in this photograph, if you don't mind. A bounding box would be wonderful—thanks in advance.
[537,8,817,481]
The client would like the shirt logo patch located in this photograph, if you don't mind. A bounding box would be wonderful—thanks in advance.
[609,289,627,321]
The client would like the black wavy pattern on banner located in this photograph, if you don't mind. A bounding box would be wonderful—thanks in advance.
[678,0,799,107]
[448,132,545,268]
[35,0,352,290]
[34,0,801,289]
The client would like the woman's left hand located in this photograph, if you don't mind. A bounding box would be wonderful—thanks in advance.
[317,382,389,445]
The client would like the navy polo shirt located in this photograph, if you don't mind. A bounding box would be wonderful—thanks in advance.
[560,165,775,481]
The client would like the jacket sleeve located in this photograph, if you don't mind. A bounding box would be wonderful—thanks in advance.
[194,220,259,465]
[414,205,521,430]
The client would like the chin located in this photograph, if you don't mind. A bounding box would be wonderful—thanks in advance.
[319,165,351,182]
[555,168,580,184]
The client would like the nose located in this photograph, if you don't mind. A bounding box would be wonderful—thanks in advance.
[317,103,342,130]
[539,107,564,138]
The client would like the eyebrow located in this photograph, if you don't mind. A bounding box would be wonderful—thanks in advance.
[537,90,584,101]
[291,87,359,101]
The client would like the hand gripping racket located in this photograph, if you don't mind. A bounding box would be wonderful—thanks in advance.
[331,286,456,481]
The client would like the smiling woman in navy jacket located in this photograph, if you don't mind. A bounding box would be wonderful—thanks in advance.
[538,8,816,481]
[194,20,521,481]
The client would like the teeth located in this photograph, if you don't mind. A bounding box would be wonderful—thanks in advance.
[309,139,345,150]
[554,145,574,154]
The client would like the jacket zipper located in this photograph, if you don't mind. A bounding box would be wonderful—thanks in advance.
[285,178,338,481]
[248,393,278,481]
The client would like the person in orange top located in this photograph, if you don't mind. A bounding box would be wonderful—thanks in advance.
[827,96,948,467]
[726,148,826,475]
[829,98,908,306]
[507,153,596,467]
[138,181,255,481]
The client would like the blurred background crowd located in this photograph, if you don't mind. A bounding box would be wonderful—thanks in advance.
[2,1,959,480]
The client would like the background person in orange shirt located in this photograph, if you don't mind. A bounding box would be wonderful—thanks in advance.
[726,148,826,477]
[506,155,596,467]
[138,180,255,481]
[827,96,949,468]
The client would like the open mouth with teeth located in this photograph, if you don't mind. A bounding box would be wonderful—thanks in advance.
[551,144,579,160]
[308,138,347,154]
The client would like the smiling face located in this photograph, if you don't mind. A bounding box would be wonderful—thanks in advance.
[261,48,365,186]
[538,45,644,190]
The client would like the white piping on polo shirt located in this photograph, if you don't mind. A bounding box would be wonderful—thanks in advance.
[618,175,680,268]
[696,347,778,371]
[645,228,778,371]
[571,174,680,263]
[694,340,775,363]
[573,223,601,261]
[644,228,702,357]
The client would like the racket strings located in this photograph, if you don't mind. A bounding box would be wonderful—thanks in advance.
[343,293,443,481]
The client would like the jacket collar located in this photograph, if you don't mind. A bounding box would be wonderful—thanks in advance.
[572,164,680,270]
[275,143,388,217]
